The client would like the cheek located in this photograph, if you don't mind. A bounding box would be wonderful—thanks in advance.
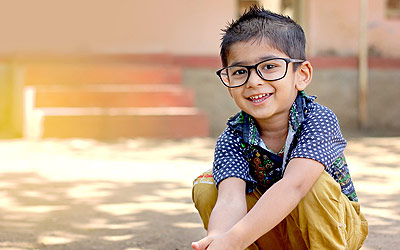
[228,89,234,98]
[275,82,297,100]
[228,88,243,100]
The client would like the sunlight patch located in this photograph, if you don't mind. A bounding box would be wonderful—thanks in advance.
[12,205,68,213]
[172,222,202,229]
[155,188,190,199]
[362,206,400,223]
[73,218,148,230]
[67,182,115,200]
[0,191,18,207]
[38,231,86,246]
[96,202,195,216]
[38,236,72,245]
[103,234,134,241]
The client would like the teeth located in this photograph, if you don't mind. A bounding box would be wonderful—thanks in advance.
[248,93,270,103]
[249,94,267,100]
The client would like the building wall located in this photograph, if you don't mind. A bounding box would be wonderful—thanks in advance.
[368,0,400,57]
[0,0,235,56]
[307,0,400,57]
[183,64,400,137]
[1,1,398,58]
[1,1,399,137]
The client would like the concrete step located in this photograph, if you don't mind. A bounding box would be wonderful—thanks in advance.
[24,63,182,85]
[34,85,195,108]
[21,58,210,139]
[25,107,209,139]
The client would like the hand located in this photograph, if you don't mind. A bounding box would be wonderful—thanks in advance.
[192,233,243,250]
[191,236,212,250]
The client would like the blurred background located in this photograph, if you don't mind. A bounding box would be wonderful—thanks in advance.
[0,1,399,250]
[0,0,399,140]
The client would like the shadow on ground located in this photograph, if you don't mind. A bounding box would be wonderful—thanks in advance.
[345,137,400,250]
[0,172,204,250]
[0,136,399,250]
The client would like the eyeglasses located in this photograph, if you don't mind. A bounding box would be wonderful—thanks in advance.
[216,57,304,88]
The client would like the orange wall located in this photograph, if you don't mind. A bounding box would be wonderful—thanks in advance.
[368,0,400,57]
[1,1,398,58]
[307,0,400,58]
[0,0,235,56]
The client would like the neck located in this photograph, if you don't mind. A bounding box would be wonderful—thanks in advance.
[256,112,289,154]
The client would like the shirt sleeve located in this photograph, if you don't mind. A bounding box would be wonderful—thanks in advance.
[289,104,347,168]
[213,127,257,191]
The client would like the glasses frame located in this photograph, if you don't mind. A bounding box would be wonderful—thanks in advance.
[216,57,305,88]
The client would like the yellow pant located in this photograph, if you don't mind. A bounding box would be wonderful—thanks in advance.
[192,169,368,250]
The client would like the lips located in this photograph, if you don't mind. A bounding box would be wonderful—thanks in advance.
[248,93,271,103]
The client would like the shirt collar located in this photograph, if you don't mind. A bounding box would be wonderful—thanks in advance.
[227,91,316,146]
[228,111,262,146]
[289,90,316,132]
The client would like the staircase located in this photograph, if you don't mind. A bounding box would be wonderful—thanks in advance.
[23,56,209,139]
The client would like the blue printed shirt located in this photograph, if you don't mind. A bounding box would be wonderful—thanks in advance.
[213,91,358,202]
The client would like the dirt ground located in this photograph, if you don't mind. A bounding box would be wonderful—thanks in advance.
[0,135,399,250]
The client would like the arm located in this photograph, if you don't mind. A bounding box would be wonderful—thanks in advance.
[202,158,324,250]
[208,177,247,236]
[192,177,247,250]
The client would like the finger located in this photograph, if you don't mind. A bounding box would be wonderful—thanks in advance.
[191,241,200,250]
[193,237,212,250]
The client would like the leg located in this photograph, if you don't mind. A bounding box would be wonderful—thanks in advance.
[285,171,368,250]
[192,170,260,250]
[249,189,292,250]
[192,169,217,231]
[192,170,286,250]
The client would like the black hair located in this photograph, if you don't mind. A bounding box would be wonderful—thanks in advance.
[220,5,306,68]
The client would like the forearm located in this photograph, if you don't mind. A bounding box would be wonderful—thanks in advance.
[207,197,247,236]
[228,178,303,248]
[226,159,324,249]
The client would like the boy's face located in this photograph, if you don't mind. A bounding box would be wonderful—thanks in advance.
[226,40,310,124]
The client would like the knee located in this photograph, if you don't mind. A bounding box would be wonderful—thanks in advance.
[301,171,342,206]
[192,174,217,230]
[287,172,347,249]
[192,170,218,210]
[292,171,342,226]
[192,178,218,213]
[192,170,218,230]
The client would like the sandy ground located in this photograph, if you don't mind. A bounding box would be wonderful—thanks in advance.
[0,136,399,250]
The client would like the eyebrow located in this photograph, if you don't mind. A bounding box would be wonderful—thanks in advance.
[229,55,279,66]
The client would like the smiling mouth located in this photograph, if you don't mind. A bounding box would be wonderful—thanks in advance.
[248,93,271,103]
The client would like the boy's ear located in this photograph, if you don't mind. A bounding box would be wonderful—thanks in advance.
[295,61,313,91]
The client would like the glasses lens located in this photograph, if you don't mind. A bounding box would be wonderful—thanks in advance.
[220,66,248,87]
[257,59,287,81]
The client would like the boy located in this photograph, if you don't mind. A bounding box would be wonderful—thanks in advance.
[192,6,368,250]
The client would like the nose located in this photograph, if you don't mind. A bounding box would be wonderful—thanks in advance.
[246,68,264,88]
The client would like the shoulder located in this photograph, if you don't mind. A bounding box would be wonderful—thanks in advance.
[216,111,247,146]
[302,102,341,134]
[215,124,243,156]
[217,125,240,143]
[307,102,338,121]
